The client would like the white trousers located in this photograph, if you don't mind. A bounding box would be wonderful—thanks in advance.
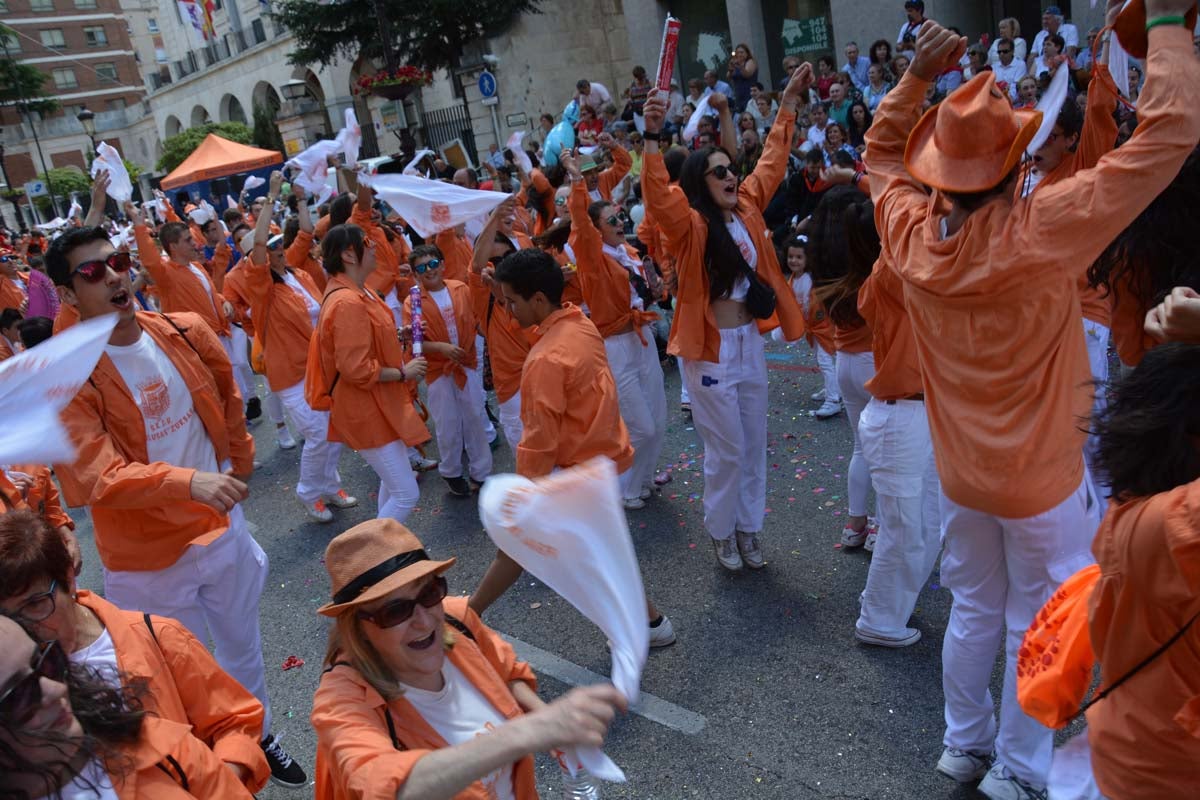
[836,350,876,518]
[856,398,942,637]
[359,439,421,522]
[605,326,667,500]
[103,506,272,736]
[498,392,524,450]
[1082,318,1110,499]
[427,371,492,482]
[940,475,1100,787]
[680,322,767,540]
[277,380,342,503]
[816,344,841,402]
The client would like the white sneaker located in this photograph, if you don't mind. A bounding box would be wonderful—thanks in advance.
[325,489,358,509]
[713,537,743,570]
[277,426,297,450]
[302,498,333,523]
[811,399,842,419]
[978,765,1048,800]
[855,626,921,648]
[648,614,676,647]
[811,388,826,402]
[864,532,878,552]
[735,531,765,569]
[623,496,646,510]
[935,747,993,783]
[841,524,869,548]
[409,455,439,472]
[639,485,653,501]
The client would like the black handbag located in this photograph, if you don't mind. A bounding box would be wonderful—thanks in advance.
[741,262,776,319]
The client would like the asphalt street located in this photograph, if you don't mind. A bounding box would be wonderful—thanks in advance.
[70,336,1011,800]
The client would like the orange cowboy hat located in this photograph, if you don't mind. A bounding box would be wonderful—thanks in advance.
[318,519,455,617]
[1114,0,1198,59]
[904,72,1042,193]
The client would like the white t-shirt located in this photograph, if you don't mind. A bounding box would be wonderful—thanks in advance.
[792,271,813,316]
[40,759,119,800]
[185,262,218,316]
[806,125,827,149]
[429,287,458,346]
[283,270,320,327]
[105,330,220,474]
[1032,24,1079,57]
[602,242,646,310]
[70,627,120,687]
[399,661,516,800]
[724,215,758,302]
[12,274,27,294]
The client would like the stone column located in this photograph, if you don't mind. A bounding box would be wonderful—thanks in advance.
[623,0,669,78]
[726,0,773,88]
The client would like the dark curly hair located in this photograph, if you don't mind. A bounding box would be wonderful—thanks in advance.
[809,186,877,328]
[677,147,753,301]
[1093,343,1200,501]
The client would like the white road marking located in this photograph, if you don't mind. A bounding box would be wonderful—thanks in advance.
[499,633,707,735]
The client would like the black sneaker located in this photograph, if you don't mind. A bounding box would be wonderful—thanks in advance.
[246,396,262,421]
[445,476,472,496]
[469,477,485,493]
[261,733,306,788]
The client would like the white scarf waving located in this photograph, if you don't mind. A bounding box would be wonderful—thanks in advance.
[357,173,508,237]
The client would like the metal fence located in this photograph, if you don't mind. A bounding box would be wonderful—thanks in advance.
[419,104,477,166]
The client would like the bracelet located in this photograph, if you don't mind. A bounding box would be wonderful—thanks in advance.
[1146,14,1187,31]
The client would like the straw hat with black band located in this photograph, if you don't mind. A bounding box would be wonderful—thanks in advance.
[318,520,455,617]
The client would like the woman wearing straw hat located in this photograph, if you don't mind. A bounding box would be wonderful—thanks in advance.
[867,5,1200,797]
[311,519,627,799]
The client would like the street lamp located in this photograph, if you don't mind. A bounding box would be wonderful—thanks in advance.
[76,107,97,156]
[280,80,308,102]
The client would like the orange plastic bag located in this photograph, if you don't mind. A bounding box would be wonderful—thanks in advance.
[1017,563,1101,729]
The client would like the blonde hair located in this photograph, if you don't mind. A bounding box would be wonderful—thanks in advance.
[325,611,457,701]
[1000,17,1021,38]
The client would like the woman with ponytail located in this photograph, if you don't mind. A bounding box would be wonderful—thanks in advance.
[640,63,813,571]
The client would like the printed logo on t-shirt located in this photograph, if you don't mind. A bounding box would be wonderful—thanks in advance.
[735,237,753,263]
[137,378,171,420]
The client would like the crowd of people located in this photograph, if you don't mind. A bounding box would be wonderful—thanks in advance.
[0,0,1199,797]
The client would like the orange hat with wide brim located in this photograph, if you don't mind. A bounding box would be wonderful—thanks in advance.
[1114,0,1198,59]
[904,72,1042,193]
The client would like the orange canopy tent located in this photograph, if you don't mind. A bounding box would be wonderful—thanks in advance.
[160,134,283,189]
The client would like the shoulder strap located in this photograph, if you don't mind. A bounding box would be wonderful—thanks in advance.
[443,613,477,642]
[143,612,159,645]
[155,754,189,790]
[324,659,408,751]
[316,287,352,397]
[1081,607,1200,715]
[161,313,201,359]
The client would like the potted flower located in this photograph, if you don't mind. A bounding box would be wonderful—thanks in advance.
[355,65,434,101]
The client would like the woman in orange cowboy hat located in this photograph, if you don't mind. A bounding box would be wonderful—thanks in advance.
[311,519,626,799]
[867,3,1200,796]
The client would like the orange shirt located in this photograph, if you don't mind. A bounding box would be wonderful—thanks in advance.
[550,249,586,308]
[312,597,538,800]
[202,241,233,295]
[1022,63,1119,328]
[517,304,634,478]
[221,264,254,337]
[1108,275,1155,367]
[596,144,632,203]
[0,335,17,361]
[833,319,873,354]
[402,279,478,389]
[78,591,270,794]
[434,228,473,284]
[865,28,1200,518]
[53,302,79,334]
[469,271,534,404]
[641,110,805,362]
[134,224,232,338]
[1087,481,1200,798]
[54,312,254,572]
[350,207,403,300]
[859,259,923,400]
[0,274,27,310]
[243,253,322,392]
[306,274,429,451]
[285,229,328,293]
[0,464,72,530]
[529,168,556,235]
[567,180,658,340]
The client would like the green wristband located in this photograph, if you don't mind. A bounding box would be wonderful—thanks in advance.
[1146,15,1187,31]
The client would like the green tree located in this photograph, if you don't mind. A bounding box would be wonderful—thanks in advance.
[1,24,59,115]
[270,0,540,73]
[252,103,285,154]
[156,121,255,172]
[33,168,90,214]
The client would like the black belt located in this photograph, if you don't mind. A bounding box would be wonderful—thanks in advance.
[885,393,924,405]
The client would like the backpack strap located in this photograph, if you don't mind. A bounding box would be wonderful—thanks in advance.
[161,313,201,359]
[316,287,352,397]
[443,613,476,642]
[143,612,159,645]
[1080,607,1200,715]
[155,754,189,790]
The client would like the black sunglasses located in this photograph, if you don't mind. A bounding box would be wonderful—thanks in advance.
[604,214,621,227]
[414,258,442,275]
[705,164,732,180]
[72,252,132,283]
[0,640,68,725]
[998,49,1013,54]
[357,576,448,628]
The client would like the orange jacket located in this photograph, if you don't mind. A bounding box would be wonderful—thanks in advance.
[54,312,254,572]
[833,319,873,354]
[402,279,477,389]
[567,181,658,340]
[469,271,534,404]
[434,228,473,284]
[351,208,408,300]
[312,597,539,800]
[221,264,254,336]
[134,224,232,338]
[549,248,587,308]
[865,27,1200,517]
[1108,274,1155,367]
[202,242,233,295]
[0,274,27,310]
[517,304,634,477]
[285,229,329,293]
[243,252,321,392]
[0,335,17,361]
[1022,63,1119,328]
[306,275,429,451]
[0,464,73,530]
[1087,481,1200,798]
[528,168,556,235]
[641,110,806,362]
[53,301,79,333]
[859,259,923,400]
[595,145,632,203]
[78,591,270,794]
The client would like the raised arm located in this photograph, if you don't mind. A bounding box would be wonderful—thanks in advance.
[250,172,282,266]
[708,93,738,155]
[127,202,171,289]
[598,134,631,198]
[83,171,110,227]
[640,91,697,252]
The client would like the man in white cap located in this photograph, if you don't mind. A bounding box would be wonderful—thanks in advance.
[866,3,1200,797]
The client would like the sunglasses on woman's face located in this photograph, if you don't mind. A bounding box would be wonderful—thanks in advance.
[0,640,68,725]
[705,164,732,180]
[71,252,132,283]
[413,258,442,275]
[357,576,448,628]
[604,214,621,227]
